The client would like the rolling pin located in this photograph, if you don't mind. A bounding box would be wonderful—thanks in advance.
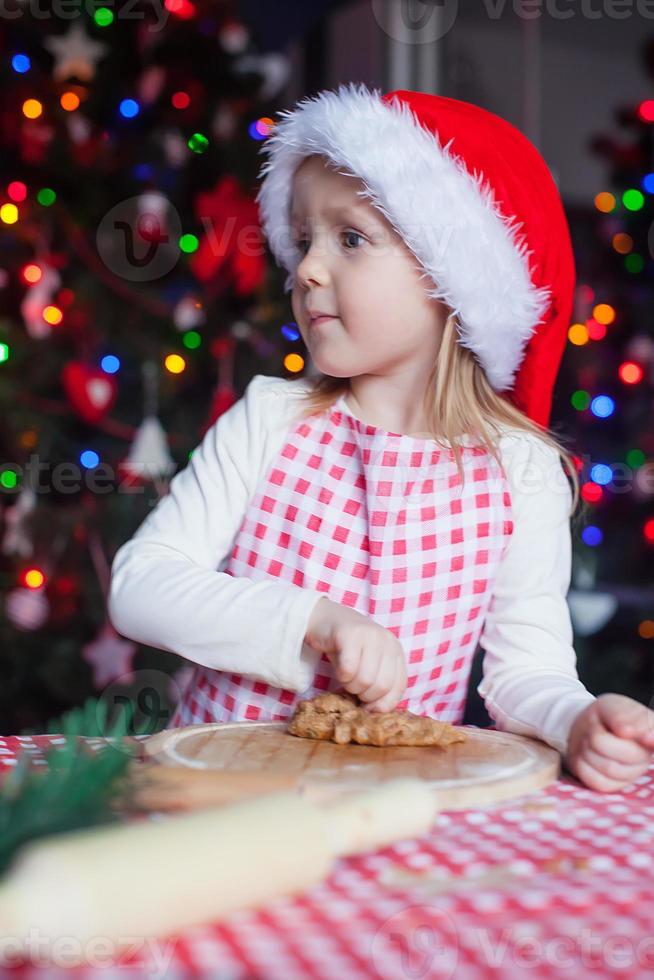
[0,778,439,965]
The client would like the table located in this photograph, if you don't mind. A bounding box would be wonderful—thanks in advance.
[1,732,654,979]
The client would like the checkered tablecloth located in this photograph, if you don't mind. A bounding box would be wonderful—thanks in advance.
[1,732,654,979]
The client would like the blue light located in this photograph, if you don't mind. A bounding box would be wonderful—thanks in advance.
[590,395,615,418]
[101,354,120,374]
[120,99,140,119]
[643,173,654,194]
[582,526,603,547]
[248,121,266,141]
[12,54,31,74]
[590,463,612,486]
[80,450,100,469]
[281,322,300,342]
[133,163,153,181]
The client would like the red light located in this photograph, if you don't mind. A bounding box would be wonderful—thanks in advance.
[581,482,603,504]
[171,91,190,110]
[23,567,45,589]
[638,100,654,122]
[645,519,654,543]
[165,0,196,18]
[618,361,643,385]
[578,284,594,304]
[22,263,42,285]
[8,181,27,202]
[586,319,606,341]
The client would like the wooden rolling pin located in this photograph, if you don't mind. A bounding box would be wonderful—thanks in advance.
[0,778,439,966]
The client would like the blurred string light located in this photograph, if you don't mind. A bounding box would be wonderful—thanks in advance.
[590,463,612,486]
[119,99,140,119]
[249,117,274,141]
[571,390,591,411]
[80,450,99,469]
[581,482,603,503]
[619,361,643,385]
[43,305,63,325]
[643,173,654,194]
[0,468,17,488]
[165,0,196,18]
[582,525,603,547]
[172,91,190,110]
[568,322,589,345]
[644,519,654,544]
[187,132,208,153]
[23,567,45,589]
[626,449,645,468]
[638,99,654,121]
[612,233,633,254]
[0,342,9,363]
[0,204,18,224]
[8,182,27,202]
[179,233,198,254]
[281,322,300,342]
[94,6,114,26]
[37,188,56,206]
[590,395,615,418]
[11,54,31,74]
[623,189,644,211]
[22,98,42,119]
[165,353,185,374]
[593,304,615,324]
[60,91,80,112]
[639,620,654,639]
[586,318,606,341]
[625,254,644,273]
[182,330,201,349]
[284,353,304,373]
[594,192,615,213]
[101,354,120,374]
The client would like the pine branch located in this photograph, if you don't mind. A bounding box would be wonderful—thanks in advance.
[0,697,149,878]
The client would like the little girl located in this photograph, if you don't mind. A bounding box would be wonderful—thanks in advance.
[109,83,654,793]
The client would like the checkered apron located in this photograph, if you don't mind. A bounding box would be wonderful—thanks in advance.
[168,395,514,728]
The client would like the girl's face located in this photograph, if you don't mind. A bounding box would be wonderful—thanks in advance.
[290,154,446,386]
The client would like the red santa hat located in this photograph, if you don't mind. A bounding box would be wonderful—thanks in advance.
[256,82,576,429]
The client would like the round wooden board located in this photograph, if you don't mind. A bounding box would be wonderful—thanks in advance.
[142,722,560,810]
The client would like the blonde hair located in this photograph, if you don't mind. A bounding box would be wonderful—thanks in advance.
[291,310,582,522]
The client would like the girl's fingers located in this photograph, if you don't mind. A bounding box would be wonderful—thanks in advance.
[583,744,646,786]
[364,659,402,712]
[358,651,398,704]
[590,727,653,766]
[573,755,633,794]
[336,645,362,685]
[342,646,382,696]
[596,694,654,744]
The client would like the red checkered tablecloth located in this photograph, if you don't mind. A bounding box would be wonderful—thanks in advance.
[1,732,654,979]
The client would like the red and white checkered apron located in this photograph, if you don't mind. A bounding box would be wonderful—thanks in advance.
[169,395,514,728]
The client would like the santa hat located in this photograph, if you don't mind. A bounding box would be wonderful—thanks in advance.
[256,82,576,429]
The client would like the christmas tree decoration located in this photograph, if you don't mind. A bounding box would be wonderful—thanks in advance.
[20,264,61,340]
[61,362,119,426]
[1,487,37,558]
[5,586,50,632]
[119,362,175,483]
[82,621,137,690]
[173,295,205,331]
[43,23,109,83]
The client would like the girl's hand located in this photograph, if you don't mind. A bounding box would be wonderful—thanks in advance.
[305,597,408,712]
[563,693,654,792]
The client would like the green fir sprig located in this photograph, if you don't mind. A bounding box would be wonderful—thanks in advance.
[0,697,147,877]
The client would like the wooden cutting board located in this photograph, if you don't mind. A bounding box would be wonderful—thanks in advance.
[137,721,560,811]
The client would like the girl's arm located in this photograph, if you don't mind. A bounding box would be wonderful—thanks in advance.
[108,374,324,691]
[477,432,597,757]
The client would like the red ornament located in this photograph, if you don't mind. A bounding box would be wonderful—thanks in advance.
[61,361,118,424]
[190,175,266,296]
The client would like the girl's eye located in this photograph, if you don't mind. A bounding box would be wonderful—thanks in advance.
[293,229,365,254]
[341,229,365,250]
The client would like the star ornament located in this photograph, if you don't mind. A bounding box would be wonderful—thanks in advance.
[82,621,137,689]
[44,23,109,83]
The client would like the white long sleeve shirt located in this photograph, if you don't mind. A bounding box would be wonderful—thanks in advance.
[108,373,596,756]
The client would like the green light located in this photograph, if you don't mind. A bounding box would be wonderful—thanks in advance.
[625,253,645,273]
[571,389,590,411]
[179,234,199,254]
[188,133,209,154]
[94,7,114,26]
[0,470,18,489]
[188,450,194,461]
[0,342,9,363]
[37,188,56,207]
[626,449,645,468]
[182,330,201,349]
[623,189,645,211]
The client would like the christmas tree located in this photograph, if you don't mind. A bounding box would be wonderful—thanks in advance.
[552,36,654,706]
[0,3,300,733]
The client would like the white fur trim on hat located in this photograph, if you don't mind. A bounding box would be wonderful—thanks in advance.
[256,81,551,392]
